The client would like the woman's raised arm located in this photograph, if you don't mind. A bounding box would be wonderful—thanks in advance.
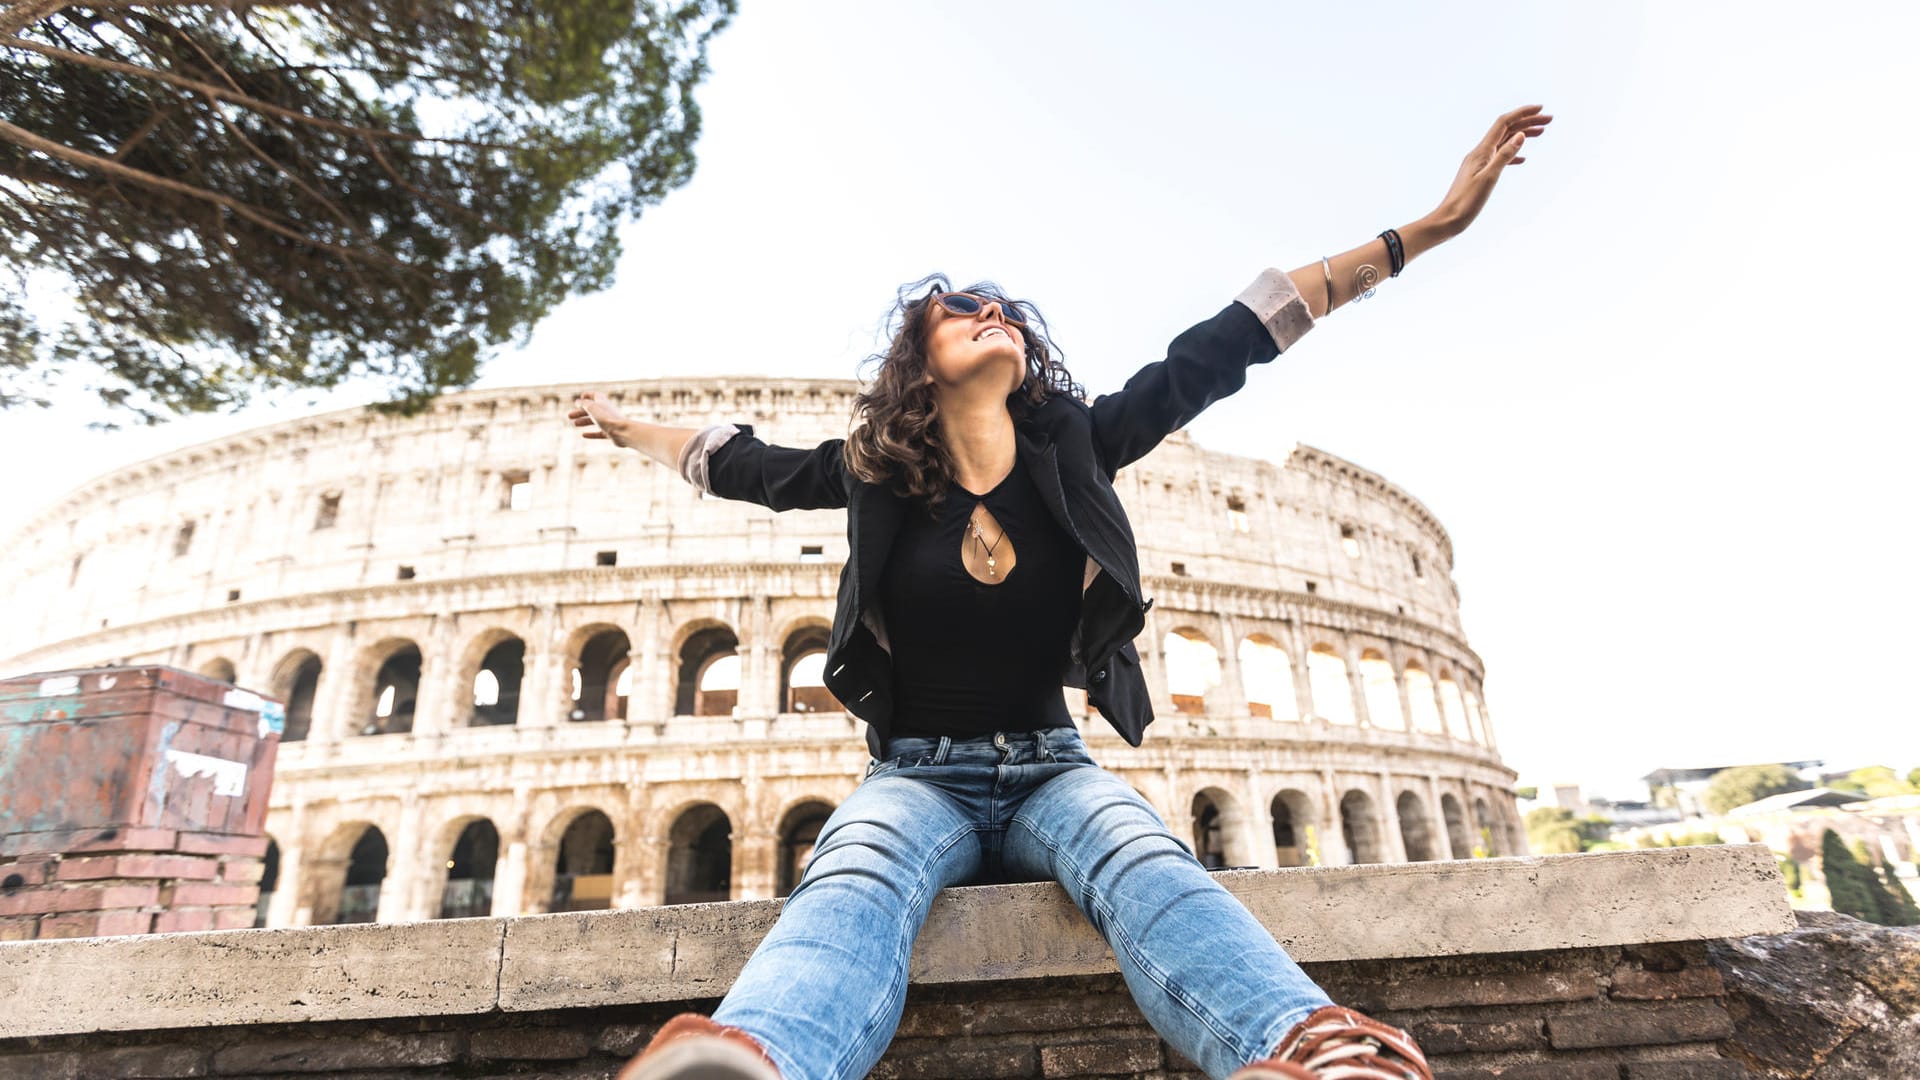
[1288,104,1552,318]
[568,390,703,468]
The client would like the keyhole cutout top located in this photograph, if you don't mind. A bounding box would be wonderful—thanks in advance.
[960,502,1017,585]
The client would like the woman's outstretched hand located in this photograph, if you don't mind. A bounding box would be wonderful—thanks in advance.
[1431,105,1553,238]
[569,390,632,448]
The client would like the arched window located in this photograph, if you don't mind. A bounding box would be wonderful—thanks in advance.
[1239,636,1295,721]
[441,820,499,919]
[335,828,387,924]
[1308,645,1354,725]
[1339,790,1382,864]
[675,626,740,717]
[552,811,617,912]
[665,804,732,905]
[1360,651,1403,731]
[777,801,835,896]
[1405,665,1442,734]
[1271,790,1317,867]
[364,645,421,735]
[1397,791,1437,861]
[1438,675,1469,740]
[471,638,525,726]
[573,628,632,723]
[1164,629,1222,716]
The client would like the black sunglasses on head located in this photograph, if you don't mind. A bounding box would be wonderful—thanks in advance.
[926,291,1027,326]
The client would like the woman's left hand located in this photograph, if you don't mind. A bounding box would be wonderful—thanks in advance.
[1431,105,1553,237]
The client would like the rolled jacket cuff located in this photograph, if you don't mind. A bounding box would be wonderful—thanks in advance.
[676,423,742,495]
[1234,267,1317,353]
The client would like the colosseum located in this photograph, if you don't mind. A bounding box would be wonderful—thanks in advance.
[0,376,1522,929]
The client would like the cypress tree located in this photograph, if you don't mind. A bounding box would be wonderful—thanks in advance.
[1821,829,1883,923]
[1873,856,1920,925]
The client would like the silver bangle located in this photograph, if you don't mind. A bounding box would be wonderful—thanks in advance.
[1319,256,1333,315]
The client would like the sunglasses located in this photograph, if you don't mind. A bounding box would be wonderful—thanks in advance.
[926,291,1028,327]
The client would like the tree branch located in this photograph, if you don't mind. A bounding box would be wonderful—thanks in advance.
[0,116,412,271]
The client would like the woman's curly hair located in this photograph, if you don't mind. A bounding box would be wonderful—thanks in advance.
[844,273,1085,518]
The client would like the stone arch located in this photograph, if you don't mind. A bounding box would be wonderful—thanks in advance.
[355,638,422,736]
[550,809,617,912]
[1463,688,1488,745]
[1397,790,1438,862]
[568,624,632,723]
[1238,634,1295,721]
[1162,627,1222,717]
[1474,796,1499,856]
[1189,786,1251,869]
[665,803,733,905]
[775,799,836,897]
[1437,671,1470,741]
[1270,789,1317,867]
[779,623,836,714]
[326,818,385,922]
[1360,649,1403,731]
[267,649,323,743]
[673,623,740,717]
[1440,793,1471,859]
[458,629,526,727]
[1308,644,1354,725]
[436,816,500,919]
[198,657,237,684]
[1405,662,1442,734]
[253,836,280,928]
[1339,789,1383,864]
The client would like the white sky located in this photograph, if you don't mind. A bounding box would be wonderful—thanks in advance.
[5,1,1917,801]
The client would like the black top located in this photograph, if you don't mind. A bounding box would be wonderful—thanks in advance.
[880,460,1084,738]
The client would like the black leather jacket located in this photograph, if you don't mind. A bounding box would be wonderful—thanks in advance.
[697,275,1314,758]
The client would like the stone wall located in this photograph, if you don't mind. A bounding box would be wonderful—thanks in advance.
[2,846,1855,1079]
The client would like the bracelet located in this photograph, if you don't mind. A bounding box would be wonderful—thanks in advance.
[1320,256,1333,315]
[1379,228,1405,277]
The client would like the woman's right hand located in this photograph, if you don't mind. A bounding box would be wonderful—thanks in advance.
[569,390,631,448]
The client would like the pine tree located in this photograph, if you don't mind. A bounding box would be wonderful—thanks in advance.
[1821,829,1883,923]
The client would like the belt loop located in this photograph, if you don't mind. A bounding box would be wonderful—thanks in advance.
[933,735,952,764]
[1035,727,1052,761]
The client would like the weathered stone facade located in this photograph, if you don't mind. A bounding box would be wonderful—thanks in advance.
[0,377,1519,930]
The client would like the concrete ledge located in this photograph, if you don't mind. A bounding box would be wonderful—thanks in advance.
[0,846,1793,1039]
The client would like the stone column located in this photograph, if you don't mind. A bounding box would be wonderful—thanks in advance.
[1290,649,1316,726]
[519,604,562,729]
[632,602,667,725]
[411,621,462,738]
[1395,668,1416,737]
[1318,770,1351,866]
[266,798,308,927]
[1429,775,1457,860]
[633,833,672,907]
[1213,612,1250,723]
[1243,769,1278,870]
[491,789,534,916]
[737,596,777,719]
[1379,771,1408,863]
[312,631,361,746]
[377,794,426,922]
[1345,655,1371,729]
[735,827,778,901]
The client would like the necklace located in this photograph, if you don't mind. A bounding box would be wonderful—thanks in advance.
[968,508,1005,578]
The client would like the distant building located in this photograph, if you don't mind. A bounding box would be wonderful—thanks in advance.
[1640,761,1823,818]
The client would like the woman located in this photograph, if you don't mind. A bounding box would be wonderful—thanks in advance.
[570,105,1551,1080]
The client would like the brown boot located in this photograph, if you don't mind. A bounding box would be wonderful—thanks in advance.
[1228,1004,1433,1080]
[615,1013,782,1080]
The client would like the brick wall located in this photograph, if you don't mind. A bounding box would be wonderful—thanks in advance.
[0,666,279,941]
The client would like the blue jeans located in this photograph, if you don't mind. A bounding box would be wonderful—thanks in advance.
[710,726,1333,1080]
